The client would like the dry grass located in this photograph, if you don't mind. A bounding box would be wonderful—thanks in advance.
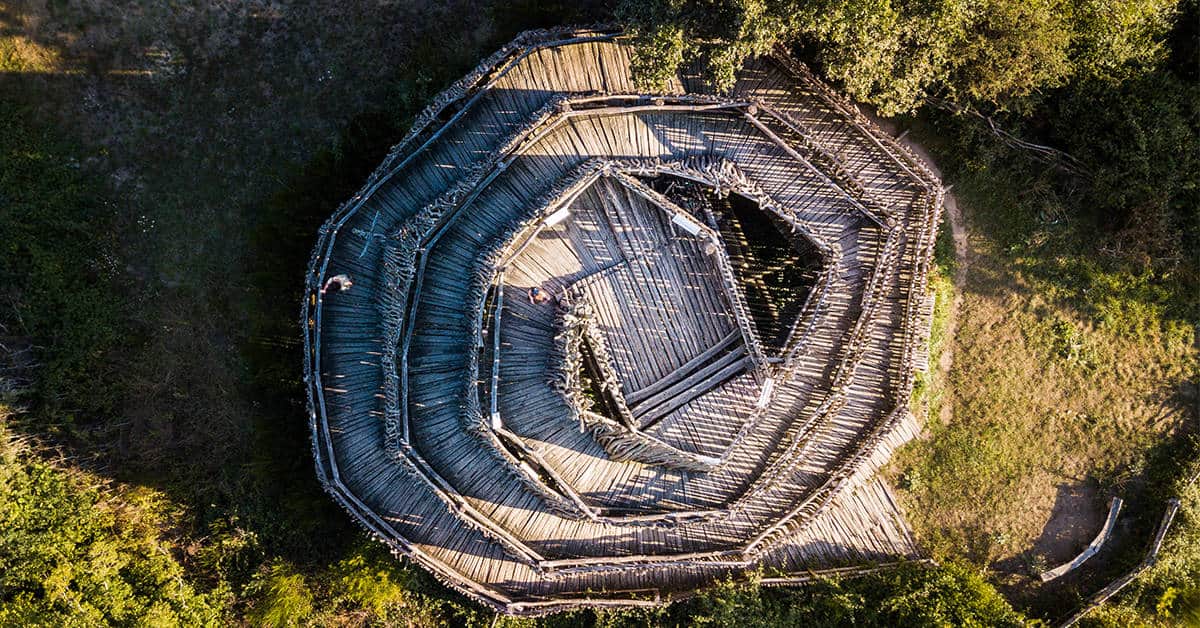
[888,159,1198,615]
[0,35,60,73]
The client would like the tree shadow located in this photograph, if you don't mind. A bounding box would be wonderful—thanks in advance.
[1010,384,1198,621]
[1,0,609,586]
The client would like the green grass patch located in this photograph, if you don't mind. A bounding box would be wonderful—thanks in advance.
[0,417,229,625]
[0,101,132,424]
[910,212,957,424]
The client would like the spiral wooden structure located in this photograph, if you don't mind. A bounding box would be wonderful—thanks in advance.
[303,27,944,614]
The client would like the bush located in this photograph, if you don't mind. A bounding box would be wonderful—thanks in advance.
[585,563,1027,627]
[246,561,314,627]
[331,550,409,617]
[0,420,227,625]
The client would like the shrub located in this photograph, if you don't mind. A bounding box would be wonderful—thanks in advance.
[0,419,226,625]
[246,561,314,627]
[0,102,130,421]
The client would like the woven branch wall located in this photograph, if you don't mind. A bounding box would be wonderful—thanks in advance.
[303,27,944,615]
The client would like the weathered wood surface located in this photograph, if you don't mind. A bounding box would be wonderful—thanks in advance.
[303,27,943,615]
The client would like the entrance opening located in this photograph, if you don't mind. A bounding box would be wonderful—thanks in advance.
[578,338,630,427]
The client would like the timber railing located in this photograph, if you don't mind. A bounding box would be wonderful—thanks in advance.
[304,28,943,613]
[362,108,923,553]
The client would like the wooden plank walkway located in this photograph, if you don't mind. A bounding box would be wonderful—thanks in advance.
[304,28,943,615]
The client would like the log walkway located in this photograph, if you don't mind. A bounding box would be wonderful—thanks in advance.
[304,27,943,614]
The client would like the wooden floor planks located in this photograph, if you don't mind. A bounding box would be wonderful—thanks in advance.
[304,28,943,615]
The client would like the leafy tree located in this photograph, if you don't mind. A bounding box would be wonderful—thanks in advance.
[617,0,1177,113]
[0,423,227,626]
[1049,69,1200,272]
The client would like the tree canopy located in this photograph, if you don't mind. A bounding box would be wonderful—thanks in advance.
[617,0,1178,113]
[0,428,226,627]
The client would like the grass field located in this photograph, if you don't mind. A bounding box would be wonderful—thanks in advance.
[887,117,1198,622]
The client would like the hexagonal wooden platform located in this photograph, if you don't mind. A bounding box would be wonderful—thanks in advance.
[303,27,943,615]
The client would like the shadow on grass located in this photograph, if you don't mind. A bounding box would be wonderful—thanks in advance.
[237,110,405,564]
[205,107,503,619]
[1007,388,1198,622]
